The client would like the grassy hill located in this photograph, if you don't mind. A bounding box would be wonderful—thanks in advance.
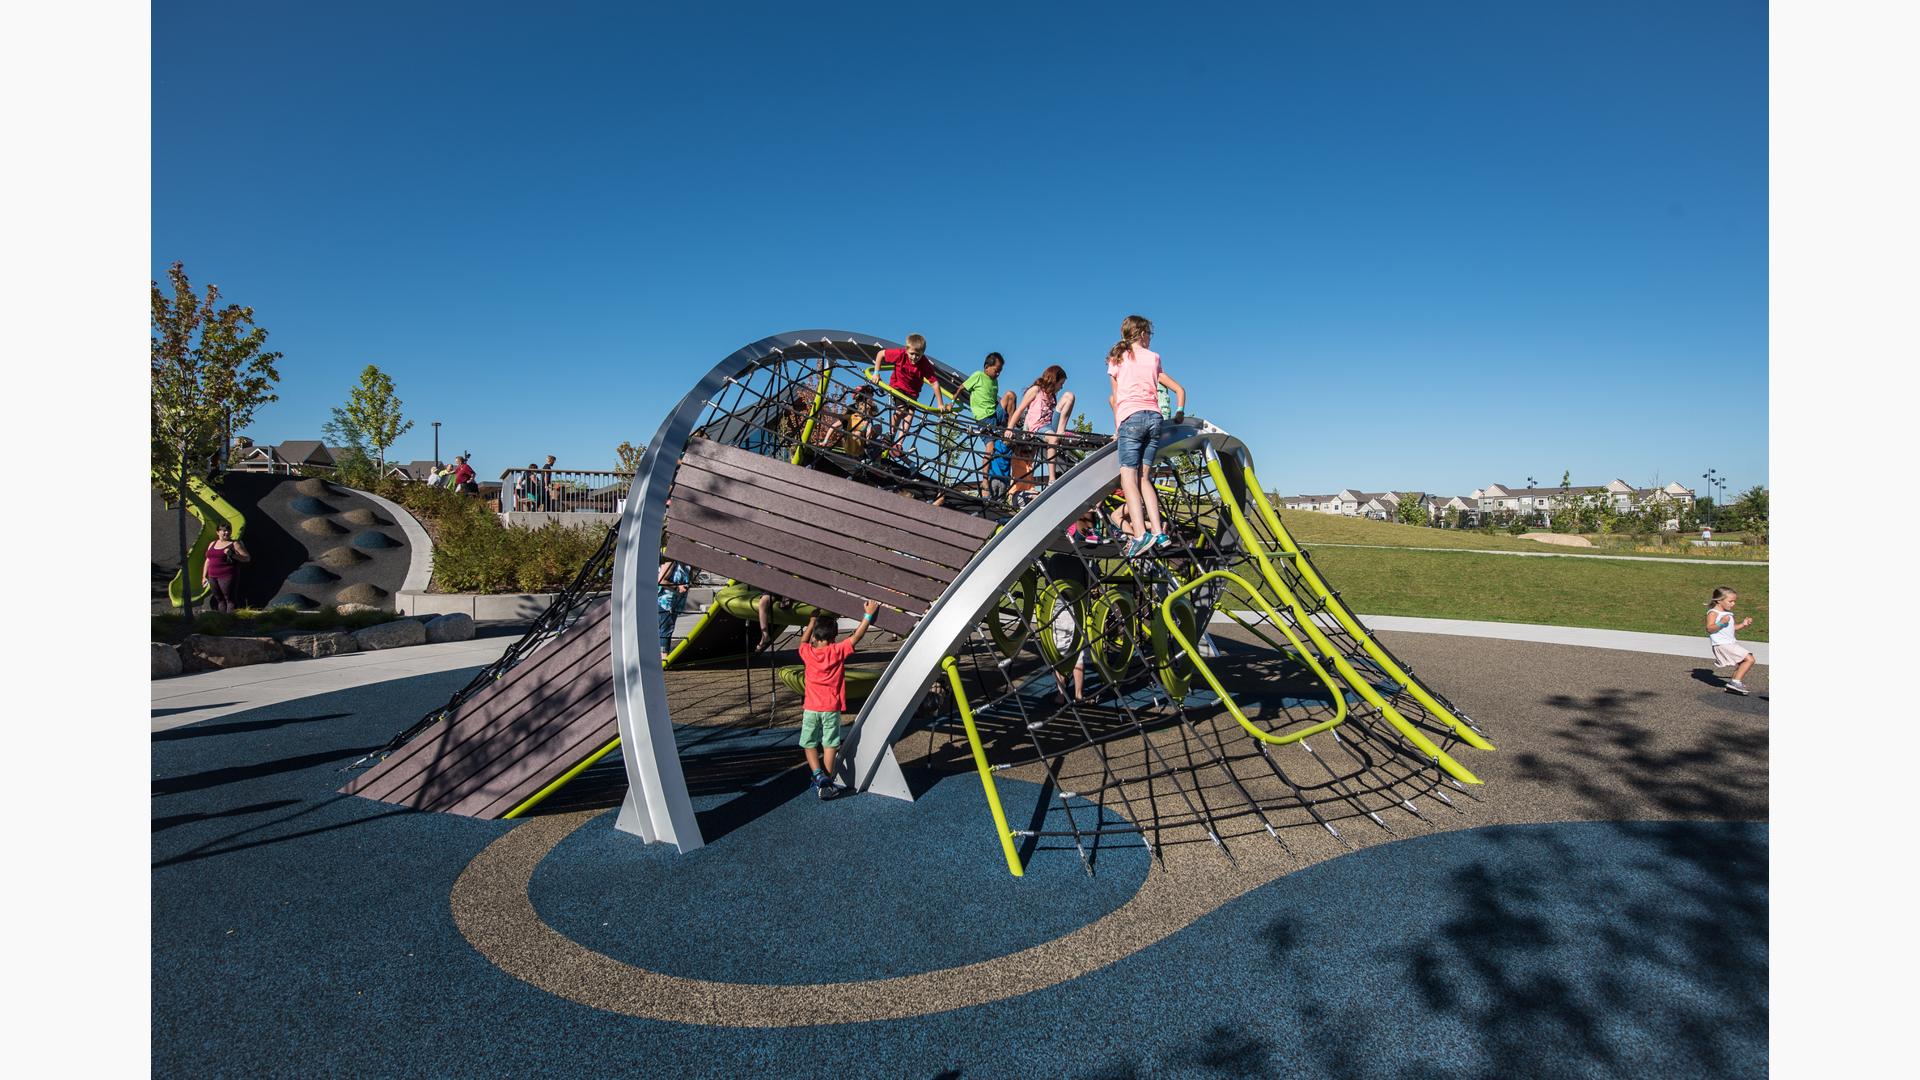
[1252,509,1769,641]
[1278,510,1767,562]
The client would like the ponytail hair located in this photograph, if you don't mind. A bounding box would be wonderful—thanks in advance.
[1107,314,1154,364]
[1707,586,1737,608]
[1032,364,1067,396]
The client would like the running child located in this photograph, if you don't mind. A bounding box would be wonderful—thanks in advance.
[873,334,950,452]
[1106,315,1186,557]
[1705,586,1757,694]
[797,599,882,799]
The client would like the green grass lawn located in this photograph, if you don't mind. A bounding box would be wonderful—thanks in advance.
[1242,546,1768,641]
[1277,511,1767,562]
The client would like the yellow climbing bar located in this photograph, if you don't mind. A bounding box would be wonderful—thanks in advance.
[1161,570,1347,746]
[861,364,953,413]
[1203,455,1484,784]
[1238,464,1494,752]
[502,736,623,819]
[790,360,836,466]
[941,655,1025,878]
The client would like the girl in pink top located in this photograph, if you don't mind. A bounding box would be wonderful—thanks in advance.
[1106,315,1185,557]
[1010,365,1077,483]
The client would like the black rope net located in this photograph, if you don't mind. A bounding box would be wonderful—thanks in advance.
[353,335,1489,867]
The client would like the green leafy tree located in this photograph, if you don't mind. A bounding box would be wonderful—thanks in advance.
[615,440,643,473]
[1730,485,1769,533]
[1444,506,1463,530]
[1395,493,1427,526]
[151,262,282,620]
[1071,412,1093,435]
[326,364,413,470]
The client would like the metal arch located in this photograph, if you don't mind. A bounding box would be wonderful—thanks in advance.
[608,329,910,851]
[844,420,1252,799]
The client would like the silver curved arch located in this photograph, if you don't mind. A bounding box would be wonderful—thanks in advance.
[609,329,912,851]
[845,421,1253,797]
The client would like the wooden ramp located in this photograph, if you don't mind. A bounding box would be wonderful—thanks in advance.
[342,436,999,819]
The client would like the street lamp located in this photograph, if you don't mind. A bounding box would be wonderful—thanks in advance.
[1701,469,1718,529]
[432,421,442,466]
[1526,475,1538,525]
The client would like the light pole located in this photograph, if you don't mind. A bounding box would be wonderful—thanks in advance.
[1701,469,1718,530]
[1526,475,1538,525]
[432,421,442,466]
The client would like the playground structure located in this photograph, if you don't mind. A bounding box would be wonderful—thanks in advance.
[345,330,1494,874]
[157,473,247,608]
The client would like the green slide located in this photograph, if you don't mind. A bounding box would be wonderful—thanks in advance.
[159,473,247,609]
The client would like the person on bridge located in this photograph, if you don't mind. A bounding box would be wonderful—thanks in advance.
[1011,364,1075,484]
[1106,315,1185,558]
[873,333,949,454]
[797,599,881,800]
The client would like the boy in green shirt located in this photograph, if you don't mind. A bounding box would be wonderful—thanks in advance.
[961,352,1007,487]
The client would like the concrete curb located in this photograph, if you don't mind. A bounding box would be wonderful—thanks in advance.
[1211,611,1770,666]
[396,590,598,621]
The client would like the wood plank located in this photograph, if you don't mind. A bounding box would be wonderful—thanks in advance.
[665,534,918,636]
[407,667,616,811]
[667,479,966,586]
[459,705,622,818]
[685,436,999,540]
[666,500,952,603]
[671,464,980,570]
[349,609,613,803]
[665,515,926,614]
[679,448,992,553]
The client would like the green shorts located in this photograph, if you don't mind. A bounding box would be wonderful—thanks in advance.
[800,709,842,749]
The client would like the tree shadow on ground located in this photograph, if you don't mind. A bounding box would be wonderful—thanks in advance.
[1511,689,1768,820]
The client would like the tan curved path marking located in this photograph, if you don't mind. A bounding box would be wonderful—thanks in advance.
[452,808,1297,1027]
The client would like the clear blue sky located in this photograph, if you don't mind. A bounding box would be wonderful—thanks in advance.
[152,0,1767,499]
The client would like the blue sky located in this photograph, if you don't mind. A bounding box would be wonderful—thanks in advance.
[151,1,1766,498]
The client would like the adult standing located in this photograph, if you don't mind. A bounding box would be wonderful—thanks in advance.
[453,453,478,494]
[541,454,557,510]
[202,522,249,613]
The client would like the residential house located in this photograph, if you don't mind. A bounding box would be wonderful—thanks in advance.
[1277,494,1339,513]
[228,440,342,474]
[1473,480,1697,525]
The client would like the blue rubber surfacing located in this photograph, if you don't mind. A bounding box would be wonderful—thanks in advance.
[152,670,1766,1079]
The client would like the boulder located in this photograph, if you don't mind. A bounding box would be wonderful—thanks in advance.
[335,602,384,616]
[351,619,427,651]
[276,631,360,659]
[181,634,287,671]
[425,612,476,644]
[151,642,183,679]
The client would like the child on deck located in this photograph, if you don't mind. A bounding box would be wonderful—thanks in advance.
[873,334,950,453]
[1706,586,1757,694]
[961,352,1006,485]
[657,558,692,661]
[1106,315,1186,558]
[798,600,882,799]
[1011,364,1074,483]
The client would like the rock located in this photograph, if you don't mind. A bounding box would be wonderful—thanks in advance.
[181,634,287,671]
[339,507,393,526]
[425,612,475,643]
[151,642,183,679]
[275,631,360,659]
[351,619,427,651]
[335,602,384,616]
[350,529,401,549]
[314,546,370,571]
[334,582,390,606]
[298,517,348,536]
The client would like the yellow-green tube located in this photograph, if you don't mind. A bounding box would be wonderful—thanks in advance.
[1239,464,1493,751]
[1161,569,1347,746]
[942,656,1025,877]
[1205,457,1483,784]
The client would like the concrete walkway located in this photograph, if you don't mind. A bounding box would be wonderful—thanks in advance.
[151,635,514,732]
[1305,541,1768,567]
[1306,612,1766,665]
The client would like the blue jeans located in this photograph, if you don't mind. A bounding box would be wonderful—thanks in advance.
[658,603,680,652]
[1116,409,1164,469]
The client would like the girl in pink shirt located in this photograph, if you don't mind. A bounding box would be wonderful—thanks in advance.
[1010,364,1077,483]
[1106,315,1185,557]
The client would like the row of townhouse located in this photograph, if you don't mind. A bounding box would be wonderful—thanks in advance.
[1277,479,1697,524]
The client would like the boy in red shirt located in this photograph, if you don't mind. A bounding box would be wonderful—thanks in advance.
[873,333,950,454]
[798,599,881,799]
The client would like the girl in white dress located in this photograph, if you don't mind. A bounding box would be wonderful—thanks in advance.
[1706,586,1756,694]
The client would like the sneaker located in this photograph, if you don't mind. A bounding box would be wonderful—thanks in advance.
[1725,680,1750,695]
[817,783,840,801]
[1153,532,1172,549]
[1124,535,1154,558]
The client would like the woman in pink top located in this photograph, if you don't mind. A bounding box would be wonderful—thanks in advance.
[1010,365,1076,483]
[1105,315,1186,558]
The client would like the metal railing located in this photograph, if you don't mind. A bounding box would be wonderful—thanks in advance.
[499,468,636,514]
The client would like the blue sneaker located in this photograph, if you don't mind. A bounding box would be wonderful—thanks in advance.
[1124,535,1154,558]
[1153,532,1172,549]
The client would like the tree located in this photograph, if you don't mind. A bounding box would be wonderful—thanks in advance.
[615,440,644,473]
[1071,412,1093,435]
[1444,506,1463,530]
[327,364,412,470]
[152,262,282,621]
[1395,493,1426,526]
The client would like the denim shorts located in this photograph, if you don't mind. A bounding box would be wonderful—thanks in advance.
[1115,409,1164,469]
